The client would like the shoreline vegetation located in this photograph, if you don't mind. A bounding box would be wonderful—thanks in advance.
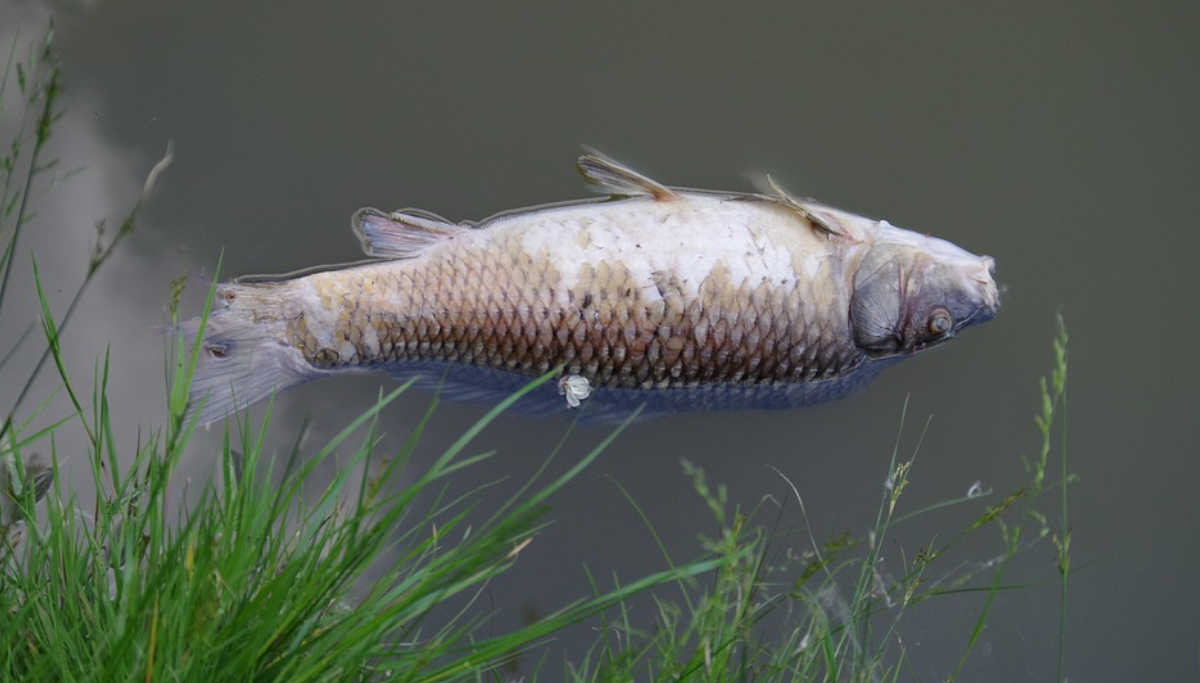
[1,26,1073,681]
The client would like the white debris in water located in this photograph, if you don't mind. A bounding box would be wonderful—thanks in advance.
[558,374,592,408]
[795,632,811,654]
[967,480,985,498]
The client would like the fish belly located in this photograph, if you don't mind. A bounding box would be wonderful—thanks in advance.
[285,196,866,395]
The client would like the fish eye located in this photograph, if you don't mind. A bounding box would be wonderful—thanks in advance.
[927,308,952,335]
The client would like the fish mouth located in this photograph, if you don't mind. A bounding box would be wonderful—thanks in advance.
[955,297,1000,333]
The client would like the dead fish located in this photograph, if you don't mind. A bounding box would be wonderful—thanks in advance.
[186,152,999,424]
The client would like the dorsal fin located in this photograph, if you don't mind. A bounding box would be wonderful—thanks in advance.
[577,151,680,201]
[352,207,466,258]
[753,173,849,239]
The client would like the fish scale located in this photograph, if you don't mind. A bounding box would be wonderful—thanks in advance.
[283,232,861,393]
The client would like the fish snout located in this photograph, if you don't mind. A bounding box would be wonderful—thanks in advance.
[965,255,1001,327]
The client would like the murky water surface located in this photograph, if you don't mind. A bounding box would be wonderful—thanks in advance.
[2,1,1197,679]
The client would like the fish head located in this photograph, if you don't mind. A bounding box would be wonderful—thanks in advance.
[850,223,1000,358]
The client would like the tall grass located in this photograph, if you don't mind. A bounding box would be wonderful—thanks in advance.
[1,24,62,448]
[2,280,728,679]
[1,24,1075,682]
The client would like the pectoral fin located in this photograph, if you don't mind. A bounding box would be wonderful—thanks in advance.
[577,150,680,201]
[352,207,466,258]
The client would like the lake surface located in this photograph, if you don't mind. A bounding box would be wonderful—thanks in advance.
[2,0,1197,679]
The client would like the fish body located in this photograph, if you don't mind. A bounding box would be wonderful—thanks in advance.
[188,153,999,424]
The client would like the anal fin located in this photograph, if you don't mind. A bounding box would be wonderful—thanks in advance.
[352,207,466,259]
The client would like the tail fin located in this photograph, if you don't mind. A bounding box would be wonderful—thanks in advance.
[184,282,314,427]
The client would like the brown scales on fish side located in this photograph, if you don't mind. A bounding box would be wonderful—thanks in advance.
[288,252,859,389]
[186,151,1000,425]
